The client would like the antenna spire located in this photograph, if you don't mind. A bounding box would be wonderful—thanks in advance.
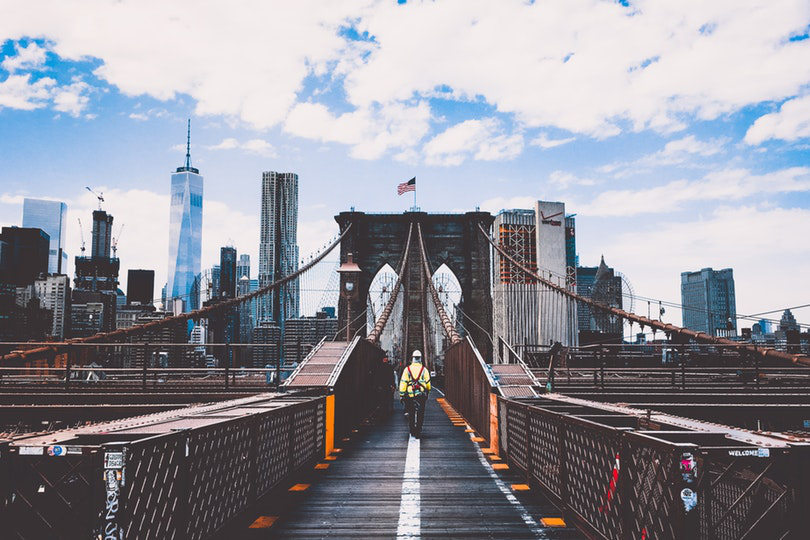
[185,118,192,169]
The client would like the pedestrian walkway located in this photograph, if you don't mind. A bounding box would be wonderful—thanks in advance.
[235,395,583,539]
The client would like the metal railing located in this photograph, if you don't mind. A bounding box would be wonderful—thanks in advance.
[0,342,308,392]
[498,396,808,539]
[444,337,496,442]
[2,394,327,539]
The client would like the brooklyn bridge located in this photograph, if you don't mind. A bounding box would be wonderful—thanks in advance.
[1,210,808,539]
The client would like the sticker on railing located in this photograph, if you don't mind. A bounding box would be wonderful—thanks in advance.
[18,446,43,456]
[47,445,66,457]
[598,452,620,513]
[680,488,698,512]
[680,452,697,484]
[727,448,770,458]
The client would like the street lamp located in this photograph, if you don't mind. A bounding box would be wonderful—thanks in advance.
[338,253,362,342]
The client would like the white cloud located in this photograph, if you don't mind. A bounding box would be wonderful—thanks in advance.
[0,73,55,110]
[549,170,598,189]
[242,139,276,157]
[423,118,523,166]
[575,167,810,216]
[348,0,810,137]
[602,135,728,178]
[479,195,537,214]
[3,1,807,160]
[658,135,725,161]
[129,112,147,120]
[745,94,810,144]
[1,41,48,73]
[284,101,432,160]
[206,137,277,157]
[207,137,239,150]
[530,133,576,149]
[52,77,91,116]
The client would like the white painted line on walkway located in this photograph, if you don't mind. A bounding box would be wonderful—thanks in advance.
[434,387,445,397]
[468,433,548,539]
[397,434,421,538]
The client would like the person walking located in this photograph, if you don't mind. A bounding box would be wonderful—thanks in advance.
[399,350,431,438]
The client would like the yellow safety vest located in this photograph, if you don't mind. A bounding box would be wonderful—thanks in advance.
[399,362,431,397]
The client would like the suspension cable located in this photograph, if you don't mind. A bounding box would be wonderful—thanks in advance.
[479,223,808,365]
[2,223,353,363]
[417,223,462,344]
[367,222,413,343]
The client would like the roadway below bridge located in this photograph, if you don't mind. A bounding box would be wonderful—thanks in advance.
[226,394,581,539]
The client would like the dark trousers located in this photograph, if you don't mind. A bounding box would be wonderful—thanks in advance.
[403,394,427,437]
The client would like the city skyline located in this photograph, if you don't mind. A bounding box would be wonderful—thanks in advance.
[1,2,809,328]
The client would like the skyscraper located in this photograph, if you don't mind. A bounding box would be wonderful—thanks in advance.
[127,269,155,306]
[22,198,68,274]
[74,210,119,292]
[220,247,237,299]
[167,119,203,312]
[72,208,120,334]
[0,226,50,286]
[536,201,577,346]
[34,274,70,339]
[576,256,623,344]
[681,267,737,337]
[258,172,299,324]
[237,253,250,280]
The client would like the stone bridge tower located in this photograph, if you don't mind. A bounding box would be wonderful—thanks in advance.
[335,210,495,363]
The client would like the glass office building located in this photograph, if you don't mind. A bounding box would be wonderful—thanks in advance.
[166,121,203,312]
[22,198,68,274]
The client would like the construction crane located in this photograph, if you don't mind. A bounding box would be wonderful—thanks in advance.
[111,223,125,258]
[77,218,86,254]
[85,186,104,210]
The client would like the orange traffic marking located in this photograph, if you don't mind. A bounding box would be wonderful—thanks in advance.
[481,448,495,454]
[289,484,310,492]
[249,516,278,529]
[511,484,530,491]
[471,437,486,443]
[541,517,567,527]
[492,463,509,470]
[325,456,337,461]
[331,448,343,453]
[489,455,502,461]
[315,463,329,470]
[465,428,475,433]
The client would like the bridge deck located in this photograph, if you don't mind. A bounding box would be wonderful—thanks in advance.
[233,395,582,539]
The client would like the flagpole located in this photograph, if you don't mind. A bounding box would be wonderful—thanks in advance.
[413,180,417,210]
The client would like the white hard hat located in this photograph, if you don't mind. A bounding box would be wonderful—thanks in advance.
[412,350,422,359]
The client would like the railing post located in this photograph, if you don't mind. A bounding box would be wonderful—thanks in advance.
[142,343,149,391]
[224,343,230,391]
[600,362,605,390]
[64,344,72,390]
[681,361,686,390]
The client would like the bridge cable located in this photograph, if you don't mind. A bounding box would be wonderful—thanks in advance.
[3,223,353,364]
[478,223,808,366]
[416,223,462,345]
[367,222,414,344]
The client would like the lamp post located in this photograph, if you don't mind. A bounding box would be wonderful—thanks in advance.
[338,253,362,342]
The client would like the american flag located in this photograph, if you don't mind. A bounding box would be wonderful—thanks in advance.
[397,177,416,195]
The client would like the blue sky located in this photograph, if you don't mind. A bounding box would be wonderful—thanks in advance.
[1,0,809,328]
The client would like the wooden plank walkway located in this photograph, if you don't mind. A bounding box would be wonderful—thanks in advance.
[231,395,583,539]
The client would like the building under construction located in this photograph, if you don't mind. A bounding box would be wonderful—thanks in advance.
[492,209,539,359]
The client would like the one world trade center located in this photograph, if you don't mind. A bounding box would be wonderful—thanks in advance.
[167,119,203,313]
